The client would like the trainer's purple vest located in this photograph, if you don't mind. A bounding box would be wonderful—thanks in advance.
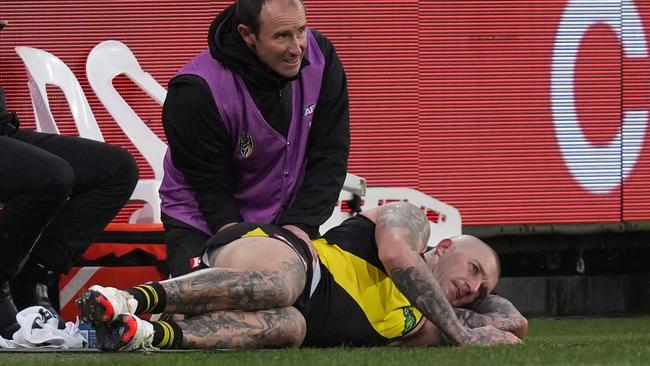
[159,31,325,234]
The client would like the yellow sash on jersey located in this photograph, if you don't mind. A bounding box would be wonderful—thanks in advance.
[241,227,269,238]
[312,238,422,339]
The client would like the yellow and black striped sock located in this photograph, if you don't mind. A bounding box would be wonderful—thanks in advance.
[151,320,183,349]
[125,281,166,314]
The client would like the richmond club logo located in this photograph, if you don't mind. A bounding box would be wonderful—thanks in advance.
[402,307,417,334]
[237,132,255,158]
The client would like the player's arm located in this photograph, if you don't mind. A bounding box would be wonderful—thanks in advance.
[393,295,528,347]
[454,294,528,339]
[276,31,350,239]
[388,319,441,347]
[374,203,519,347]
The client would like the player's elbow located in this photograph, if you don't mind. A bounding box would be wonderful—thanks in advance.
[277,307,307,347]
[377,238,413,271]
[512,315,528,339]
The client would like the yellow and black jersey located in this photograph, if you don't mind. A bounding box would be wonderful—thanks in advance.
[303,215,424,347]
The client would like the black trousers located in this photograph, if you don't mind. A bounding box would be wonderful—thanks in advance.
[0,129,138,282]
[162,214,210,277]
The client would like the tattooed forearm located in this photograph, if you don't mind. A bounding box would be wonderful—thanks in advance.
[462,295,528,338]
[390,265,467,345]
[391,265,522,346]
[179,307,306,349]
[377,202,431,252]
[161,258,306,315]
[456,306,523,337]
[455,308,488,329]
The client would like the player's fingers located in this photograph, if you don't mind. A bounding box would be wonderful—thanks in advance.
[504,332,522,344]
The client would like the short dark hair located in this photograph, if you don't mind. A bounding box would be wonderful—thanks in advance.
[234,0,268,35]
[234,0,303,35]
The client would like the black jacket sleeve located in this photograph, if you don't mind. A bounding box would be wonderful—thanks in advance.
[276,32,351,237]
[162,75,243,233]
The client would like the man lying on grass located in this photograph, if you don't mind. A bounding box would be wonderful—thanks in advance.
[77,202,527,350]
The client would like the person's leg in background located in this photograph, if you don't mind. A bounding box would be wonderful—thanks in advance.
[8,130,138,326]
[0,135,74,338]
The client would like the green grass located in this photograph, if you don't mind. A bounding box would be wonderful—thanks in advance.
[1,317,649,366]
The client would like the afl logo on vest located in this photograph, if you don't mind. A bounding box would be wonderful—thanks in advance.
[304,103,316,118]
[237,132,255,158]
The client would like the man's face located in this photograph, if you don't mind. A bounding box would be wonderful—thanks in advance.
[240,0,308,78]
[428,237,500,307]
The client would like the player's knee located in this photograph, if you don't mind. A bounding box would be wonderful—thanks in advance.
[273,271,306,308]
[266,283,295,308]
[249,263,306,308]
[277,307,306,347]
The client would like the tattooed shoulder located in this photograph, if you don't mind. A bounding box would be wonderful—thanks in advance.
[377,202,431,252]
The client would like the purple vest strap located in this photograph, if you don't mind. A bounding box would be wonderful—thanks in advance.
[160,31,325,234]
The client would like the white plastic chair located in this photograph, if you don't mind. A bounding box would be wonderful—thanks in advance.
[320,183,462,248]
[14,45,162,223]
[342,172,366,197]
[364,187,462,247]
[85,40,168,224]
[14,46,104,141]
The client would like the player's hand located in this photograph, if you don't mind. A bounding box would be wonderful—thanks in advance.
[462,325,521,346]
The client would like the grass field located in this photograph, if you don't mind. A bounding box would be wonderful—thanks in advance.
[1,316,649,365]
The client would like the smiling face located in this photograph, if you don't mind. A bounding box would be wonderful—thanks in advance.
[238,0,307,78]
[426,235,500,307]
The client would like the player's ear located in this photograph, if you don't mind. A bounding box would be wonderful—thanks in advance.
[435,238,453,256]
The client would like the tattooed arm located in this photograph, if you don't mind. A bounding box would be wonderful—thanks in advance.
[393,295,528,347]
[373,202,519,347]
[455,294,528,339]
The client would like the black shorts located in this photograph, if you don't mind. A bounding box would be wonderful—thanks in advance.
[162,214,211,277]
[203,223,315,315]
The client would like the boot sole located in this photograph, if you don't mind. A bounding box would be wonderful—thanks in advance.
[95,314,137,351]
[76,290,114,324]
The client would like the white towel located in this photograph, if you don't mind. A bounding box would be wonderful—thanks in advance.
[0,306,87,349]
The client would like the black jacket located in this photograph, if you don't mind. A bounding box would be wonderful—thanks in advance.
[162,4,350,237]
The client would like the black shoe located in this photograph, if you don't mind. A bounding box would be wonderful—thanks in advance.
[95,314,154,351]
[0,282,20,339]
[10,262,65,329]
